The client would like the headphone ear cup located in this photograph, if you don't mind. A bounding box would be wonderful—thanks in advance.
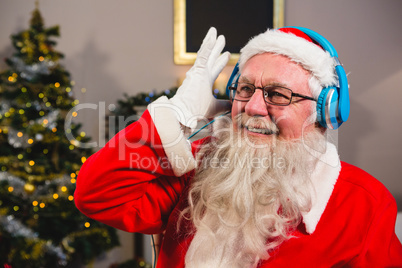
[317,87,342,129]
[316,87,329,127]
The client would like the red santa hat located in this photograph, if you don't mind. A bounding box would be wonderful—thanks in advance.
[238,28,338,96]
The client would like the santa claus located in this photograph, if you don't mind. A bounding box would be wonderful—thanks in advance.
[75,27,402,267]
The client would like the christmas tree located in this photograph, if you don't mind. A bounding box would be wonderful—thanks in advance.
[0,6,119,268]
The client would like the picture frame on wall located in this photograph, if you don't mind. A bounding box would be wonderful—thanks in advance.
[173,0,285,65]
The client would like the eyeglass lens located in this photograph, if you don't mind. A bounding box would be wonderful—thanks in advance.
[233,83,292,105]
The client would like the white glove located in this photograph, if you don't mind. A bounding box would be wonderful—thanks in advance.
[171,27,231,131]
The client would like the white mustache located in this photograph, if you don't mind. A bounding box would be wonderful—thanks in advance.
[236,113,280,135]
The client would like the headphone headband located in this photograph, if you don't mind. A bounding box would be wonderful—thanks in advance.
[284,27,350,124]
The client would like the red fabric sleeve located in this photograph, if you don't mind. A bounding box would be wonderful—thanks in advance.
[74,110,189,234]
[353,187,402,267]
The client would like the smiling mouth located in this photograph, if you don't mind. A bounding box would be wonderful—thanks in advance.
[245,125,278,135]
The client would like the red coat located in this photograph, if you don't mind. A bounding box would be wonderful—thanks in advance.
[75,106,402,267]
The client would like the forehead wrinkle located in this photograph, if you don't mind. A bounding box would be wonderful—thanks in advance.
[239,72,266,87]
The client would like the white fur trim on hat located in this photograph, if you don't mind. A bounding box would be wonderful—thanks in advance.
[239,29,337,92]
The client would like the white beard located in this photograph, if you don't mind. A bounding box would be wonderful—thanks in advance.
[182,114,327,268]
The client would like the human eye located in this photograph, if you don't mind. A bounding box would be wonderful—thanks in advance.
[237,83,254,97]
[265,87,291,104]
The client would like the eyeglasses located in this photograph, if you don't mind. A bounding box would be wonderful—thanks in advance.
[228,82,317,106]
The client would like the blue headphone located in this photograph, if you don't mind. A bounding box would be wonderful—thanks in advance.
[225,27,350,129]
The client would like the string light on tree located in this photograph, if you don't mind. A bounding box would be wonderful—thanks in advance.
[24,183,35,193]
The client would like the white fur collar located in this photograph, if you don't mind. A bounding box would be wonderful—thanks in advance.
[301,142,341,234]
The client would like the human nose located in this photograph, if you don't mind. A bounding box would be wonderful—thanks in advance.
[244,88,269,116]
